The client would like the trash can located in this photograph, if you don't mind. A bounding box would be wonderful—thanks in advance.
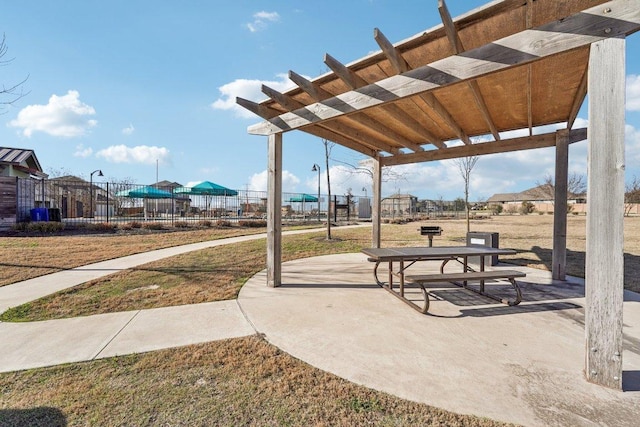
[467,231,499,266]
[30,208,49,222]
[48,208,61,222]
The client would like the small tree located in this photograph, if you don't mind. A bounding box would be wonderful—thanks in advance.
[452,156,479,233]
[488,203,503,216]
[625,176,640,216]
[533,173,586,202]
[519,201,535,215]
[322,139,334,240]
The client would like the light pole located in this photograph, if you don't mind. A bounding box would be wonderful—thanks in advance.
[90,169,103,218]
[362,186,367,198]
[312,164,320,221]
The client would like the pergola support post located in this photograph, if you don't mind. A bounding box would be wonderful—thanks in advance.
[267,133,283,287]
[552,129,569,281]
[585,37,625,389]
[372,157,382,248]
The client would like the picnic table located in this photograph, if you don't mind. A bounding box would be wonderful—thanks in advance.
[361,246,525,314]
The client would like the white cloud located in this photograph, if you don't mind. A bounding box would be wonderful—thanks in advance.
[96,145,170,165]
[249,169,300,192]
[246,11,280,32]
[8,90,97,137]
[122,124,135,135]
[212,73,297,118]
[626,123,640,166]
[73,144,93,158]
[627,74,640,112]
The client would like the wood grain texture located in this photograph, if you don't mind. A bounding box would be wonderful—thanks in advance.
[585,37,625,389]
[552,130,569,281]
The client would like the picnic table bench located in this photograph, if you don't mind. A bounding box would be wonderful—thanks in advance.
[361,246,525,314]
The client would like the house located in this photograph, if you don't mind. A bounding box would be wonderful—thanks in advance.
[0,147,47,178]
[381,193,418,217]
[0,147,48,225]
[48,175,113,218]
[487,185,586,213]
[151,180,190,215]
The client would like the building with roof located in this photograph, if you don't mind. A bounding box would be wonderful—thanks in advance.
[0,147,46,178]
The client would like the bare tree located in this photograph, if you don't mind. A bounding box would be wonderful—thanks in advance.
[330,157,408,186]
[532,173,586,202]
[625,176,640,217]
[323,139,334,240]
[453,156,479,233]
[1,34,29,114]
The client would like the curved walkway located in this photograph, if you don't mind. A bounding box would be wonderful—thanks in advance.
[0,226,363,373]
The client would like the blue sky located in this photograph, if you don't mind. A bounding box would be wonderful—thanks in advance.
[2,1,640,201]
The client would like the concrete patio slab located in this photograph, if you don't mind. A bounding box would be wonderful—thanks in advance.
[238,252,640,427]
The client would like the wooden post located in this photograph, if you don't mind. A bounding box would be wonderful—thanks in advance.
[552,129,569,281]
[585,37,625,389]
[267,133,283,287]
[372,157,382,248]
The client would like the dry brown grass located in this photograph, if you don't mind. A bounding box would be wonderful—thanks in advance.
[0,336,515,426]
[0,227,269,287]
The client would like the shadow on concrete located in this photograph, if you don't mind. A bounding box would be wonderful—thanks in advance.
[0,407,66,426]
[511,245,640,293]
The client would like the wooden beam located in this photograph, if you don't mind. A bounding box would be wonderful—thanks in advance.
[381,128,587,166]
[262,84,403,154]
[438,0,464,54]
[526,0,533,136]
[439,0,500,141]
[236,97,280,119]
[324,53,368,89]
[262,84,305,111]
[288,70,332,101]
[552,130,569,280]
[248,1,640,137]
[568,64,589,130]
[373,27,409,73]
[585,37,625,390]
[267,133,282,287]
[372,157,382,248]
[374,27,451,148]
[417,92,471,144]
[299,125,378,158]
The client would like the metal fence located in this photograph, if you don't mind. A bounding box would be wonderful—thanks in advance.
[4,177,464,227]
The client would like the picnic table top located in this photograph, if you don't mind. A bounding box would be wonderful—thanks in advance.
[361,246,516,261]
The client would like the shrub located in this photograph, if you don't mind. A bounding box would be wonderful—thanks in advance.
[239,220,267,228]
[519,201,535,215]
[215,220,232,228]
[142,222,165,230]
[174,221,190,228]
[28,221,65,233]
[488,204,503,215]
[88,222,118,232]
[197,220,213,228]
[129,221,142,229]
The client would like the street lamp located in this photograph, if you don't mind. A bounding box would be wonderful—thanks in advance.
[312,163,320,221]
[90,169,103,218]
[362,186,367,198]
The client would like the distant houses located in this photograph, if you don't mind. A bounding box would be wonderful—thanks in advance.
[487,185,586,213]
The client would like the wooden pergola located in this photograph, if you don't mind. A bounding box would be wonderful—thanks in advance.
[239,0,640,390]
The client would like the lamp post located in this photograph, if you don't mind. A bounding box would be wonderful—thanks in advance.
[90,169,103,218]
[312,164,320,221]
[362,186,367,198]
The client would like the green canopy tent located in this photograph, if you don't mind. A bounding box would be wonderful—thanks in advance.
[174,181,238,217]
[115,186,173,219]
[287,194,318,218]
